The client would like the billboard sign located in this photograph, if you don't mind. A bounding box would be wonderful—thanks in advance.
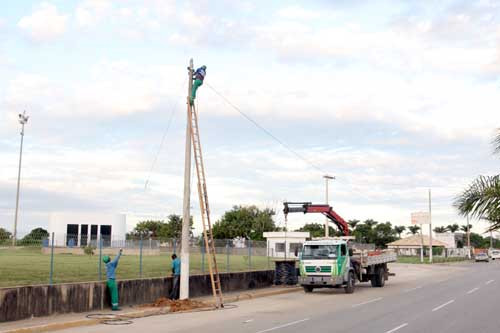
[411,212,430,225]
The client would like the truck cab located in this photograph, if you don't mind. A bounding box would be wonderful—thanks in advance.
[298,239,356,293]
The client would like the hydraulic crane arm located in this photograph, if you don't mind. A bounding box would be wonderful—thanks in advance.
[283,202,350,236]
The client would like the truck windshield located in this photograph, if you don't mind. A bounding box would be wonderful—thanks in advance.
[302,245,337,259]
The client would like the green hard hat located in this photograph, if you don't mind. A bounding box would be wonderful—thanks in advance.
[103,255,110,263]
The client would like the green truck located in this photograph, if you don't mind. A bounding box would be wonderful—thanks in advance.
[298,238,397,293]
[283,202,397,294]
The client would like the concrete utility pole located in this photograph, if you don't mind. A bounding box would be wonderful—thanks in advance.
[323,175,335,237]
[13,111,29,246]
[428,189,432,263]
[180,59,193,300]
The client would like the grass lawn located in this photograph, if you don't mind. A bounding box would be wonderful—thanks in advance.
[397,256,470,264]
[0,247,272,288]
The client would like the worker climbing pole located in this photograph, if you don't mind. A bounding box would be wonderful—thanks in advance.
[190,65,206,105]
[181,59,223,307]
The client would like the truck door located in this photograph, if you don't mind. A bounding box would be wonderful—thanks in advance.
[337,244,347,276]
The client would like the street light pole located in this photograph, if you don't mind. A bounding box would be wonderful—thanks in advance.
[13,111,29,246]
[428,189,432,263]
[323,175,335,237]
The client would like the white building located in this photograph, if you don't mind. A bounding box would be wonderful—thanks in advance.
[48,213,126,247]
[264,232,310,258]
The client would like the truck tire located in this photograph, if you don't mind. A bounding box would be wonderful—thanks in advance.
[303,286,314,293]
[344,271,355,294]
[371,265,386,287]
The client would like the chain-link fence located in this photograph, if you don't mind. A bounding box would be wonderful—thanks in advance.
[0,232,272,288]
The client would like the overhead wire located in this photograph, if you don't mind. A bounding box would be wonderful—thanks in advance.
[144,77,187,191]
[205,82,377,203]
[205,82,326,175]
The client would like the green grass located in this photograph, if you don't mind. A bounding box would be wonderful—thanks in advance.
[397,256,470,264]
[0,247,272,288]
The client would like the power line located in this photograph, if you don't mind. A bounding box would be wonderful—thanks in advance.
[144,78,187,190]
[205,82,326,175]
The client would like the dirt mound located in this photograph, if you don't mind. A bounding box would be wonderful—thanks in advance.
[148,298,211,312]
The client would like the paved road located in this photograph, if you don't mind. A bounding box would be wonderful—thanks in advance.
[62,261,500,333]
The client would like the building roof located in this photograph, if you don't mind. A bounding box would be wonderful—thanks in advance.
[387,235,448,247]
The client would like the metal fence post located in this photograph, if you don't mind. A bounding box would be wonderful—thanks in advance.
[248,239,252,270]
[201,238,205,274]
[98,238,103,281]
[49,232,55,284]
[139,236,143,278]
[226,240,230,273]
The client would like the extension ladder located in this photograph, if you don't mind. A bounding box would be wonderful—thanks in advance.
[188,100,224,308]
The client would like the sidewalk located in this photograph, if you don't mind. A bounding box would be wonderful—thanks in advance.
[0,286,301,333]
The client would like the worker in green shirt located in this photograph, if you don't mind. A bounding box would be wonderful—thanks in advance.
[170,254,181,299]
[190,65,206,105]
[103,248,123,310]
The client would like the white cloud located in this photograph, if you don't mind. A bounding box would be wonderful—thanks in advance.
[277,5,335,20]
[75,0,112,28]
[17,2,68,42]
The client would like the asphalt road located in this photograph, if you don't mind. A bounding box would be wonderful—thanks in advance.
[61,261,500,333]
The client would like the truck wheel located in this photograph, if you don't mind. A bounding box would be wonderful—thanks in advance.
[344,271,355,294]
[303,286,314,293]
[371,266,385,287]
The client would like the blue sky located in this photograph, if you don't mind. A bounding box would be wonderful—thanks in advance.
[1,0,499,236]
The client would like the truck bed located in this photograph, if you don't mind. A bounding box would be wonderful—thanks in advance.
[353,251,397,267]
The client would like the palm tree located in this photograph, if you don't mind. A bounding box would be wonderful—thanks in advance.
[363,219,378,228]
[455,129,500,231]
[447,224,460,233]
[408,225,420,235]
[347,219,360,231]
[460,225,472,233]
[393,226,406,238]
[434,226,447,233]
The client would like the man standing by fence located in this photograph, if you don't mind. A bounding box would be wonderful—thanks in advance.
[103,248,122,310]
[170,254,181,299]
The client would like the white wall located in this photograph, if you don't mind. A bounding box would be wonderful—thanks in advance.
[264,232,309,258]
[48,212,126,246]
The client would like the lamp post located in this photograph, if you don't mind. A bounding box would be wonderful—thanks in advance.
[323,175,335,237]
[13,111,29,246]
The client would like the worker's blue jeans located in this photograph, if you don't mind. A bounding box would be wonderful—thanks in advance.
[170,275,180,300]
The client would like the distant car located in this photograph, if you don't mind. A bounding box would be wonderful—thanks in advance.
[490,250,500,260]
[475,253,489,262]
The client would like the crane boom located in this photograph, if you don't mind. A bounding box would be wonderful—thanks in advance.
[283,202,349,236]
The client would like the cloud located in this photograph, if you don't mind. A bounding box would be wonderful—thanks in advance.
[75,0,113,28]
[277,5,336,20]
[17,2,68,42]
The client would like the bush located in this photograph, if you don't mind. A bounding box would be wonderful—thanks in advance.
[83,246,95,256]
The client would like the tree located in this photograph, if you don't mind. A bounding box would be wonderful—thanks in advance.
[372,222,398,248]
[212,205,277,241]
[19,227,49,245]
[295,223,338,238]
[158,215,193,239]
[447,224,460,233]
[460,225,472,233]
[455,130,500,230]
[394,226,406,238]
[0,227,12,245]
[347,219,360,231]
[408,225,420,235]
[132,220,164,237]
[433,226,448,233]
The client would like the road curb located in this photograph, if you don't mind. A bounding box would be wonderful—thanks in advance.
[1,287,301,333]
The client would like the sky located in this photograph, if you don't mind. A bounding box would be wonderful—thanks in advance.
[1,0,499,237]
